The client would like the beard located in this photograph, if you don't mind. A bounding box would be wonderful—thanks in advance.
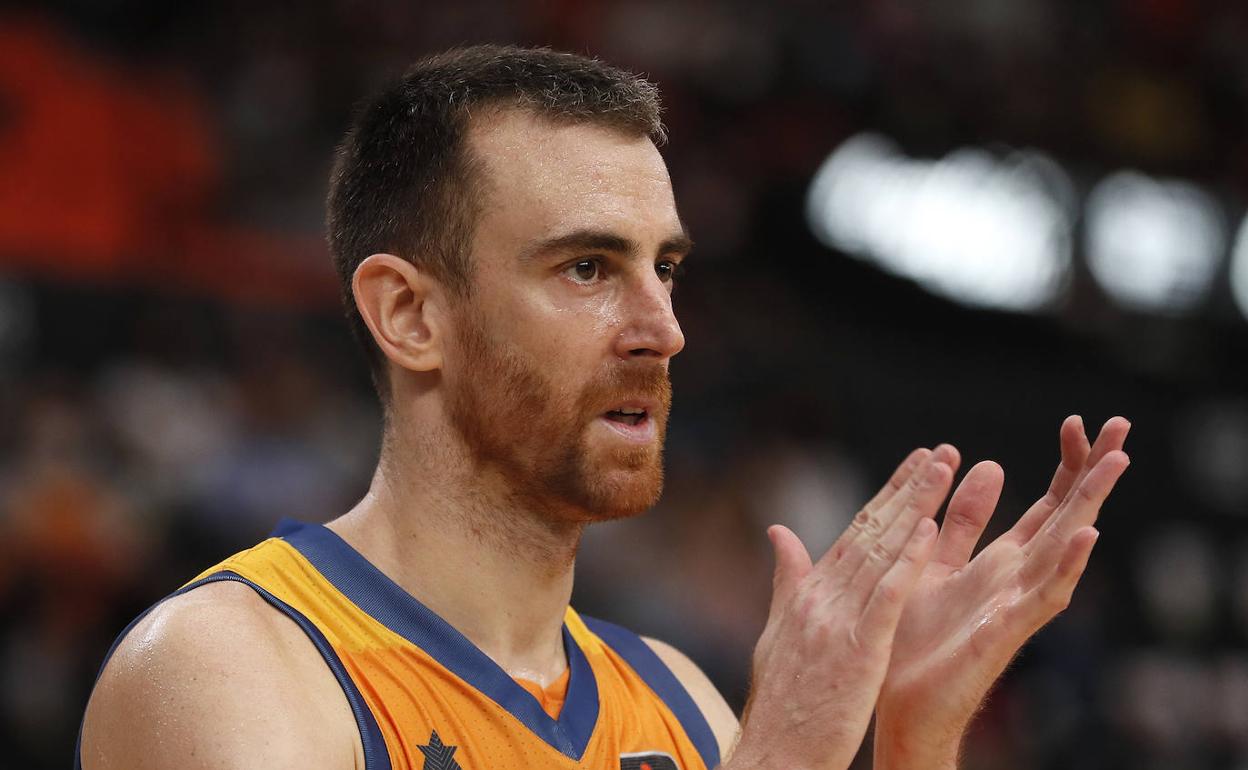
[445,308,671,522]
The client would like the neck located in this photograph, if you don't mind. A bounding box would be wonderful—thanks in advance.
[327,421,582,686]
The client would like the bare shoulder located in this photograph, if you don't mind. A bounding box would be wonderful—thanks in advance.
[642,636,740,763]
[80,580,360,770]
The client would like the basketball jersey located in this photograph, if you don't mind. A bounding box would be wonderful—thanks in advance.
[77,518,721,770]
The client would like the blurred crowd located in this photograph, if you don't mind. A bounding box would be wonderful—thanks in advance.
[3,1,1248,768]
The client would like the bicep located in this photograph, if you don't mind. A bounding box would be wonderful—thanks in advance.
[642,636,741,764]
[80,583,355,770]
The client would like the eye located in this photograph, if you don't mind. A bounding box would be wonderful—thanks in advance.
[564,258,602,284]
[656,259,684,286]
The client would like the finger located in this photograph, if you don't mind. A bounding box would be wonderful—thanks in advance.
[1023,526,1099,630]
[1056,415,1129,505]
[846,457,954,594]
[854,518,938,647]
[933,460,1004,570]
[766,524,813,620]
[1022,450,1128,584]
[860,448,931,518]
[828,444,957,578]
[1007,415,1090,544]
[1046,414,1093,506]
[1013,416,1130,548]
[820,447,935,569]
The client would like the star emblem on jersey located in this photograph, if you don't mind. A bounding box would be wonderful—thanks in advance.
[418,730,463,770]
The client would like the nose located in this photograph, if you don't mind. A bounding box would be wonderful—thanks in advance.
[612,267,685,362]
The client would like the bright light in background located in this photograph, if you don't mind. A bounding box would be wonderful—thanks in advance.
[1231,215,1248,321]
[806,133,1075,312]
[1085,172,1225,315]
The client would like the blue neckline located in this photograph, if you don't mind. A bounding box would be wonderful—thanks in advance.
[271,517,599,761]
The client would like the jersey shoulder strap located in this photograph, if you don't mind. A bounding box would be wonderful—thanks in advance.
[578,614,722,770]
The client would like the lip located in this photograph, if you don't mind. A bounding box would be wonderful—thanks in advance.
[597,413,658,443]
[604,398,661,415]
[597,398,662,444]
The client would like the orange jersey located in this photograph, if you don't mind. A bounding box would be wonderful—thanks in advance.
[78,519,720,770]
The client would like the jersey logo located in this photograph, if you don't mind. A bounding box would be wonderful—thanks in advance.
[418,730,463,770]
[620,750,681,770]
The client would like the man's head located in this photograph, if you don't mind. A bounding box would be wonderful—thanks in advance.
[328,46,689,521]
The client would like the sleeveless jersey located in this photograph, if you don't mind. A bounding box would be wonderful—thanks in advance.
[77,518,721,770]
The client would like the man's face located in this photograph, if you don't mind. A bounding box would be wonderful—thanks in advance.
[442,109,688,522]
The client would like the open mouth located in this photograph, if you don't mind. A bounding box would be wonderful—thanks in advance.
[604,407,648,426]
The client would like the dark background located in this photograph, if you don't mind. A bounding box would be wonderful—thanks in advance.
[2,1,1247,768]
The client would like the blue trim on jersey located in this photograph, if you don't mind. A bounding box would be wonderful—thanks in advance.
[275,517,600,761]
[75,571,391,770]
[581,615,721,770]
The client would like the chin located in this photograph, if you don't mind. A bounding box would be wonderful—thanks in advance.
[564,461,665,522]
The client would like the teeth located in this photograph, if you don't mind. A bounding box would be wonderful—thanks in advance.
[618,407,645,415]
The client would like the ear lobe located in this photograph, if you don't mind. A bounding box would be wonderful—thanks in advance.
[352,253,444,374]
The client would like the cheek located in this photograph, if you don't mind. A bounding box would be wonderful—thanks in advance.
[581,292,623,332]
[523,292,621,360]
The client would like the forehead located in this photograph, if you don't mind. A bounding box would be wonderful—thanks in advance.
[465,109,682,254]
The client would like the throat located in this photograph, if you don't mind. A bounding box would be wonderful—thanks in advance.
[329,479,583,677]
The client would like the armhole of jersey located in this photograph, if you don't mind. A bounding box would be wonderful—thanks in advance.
[75,570,392,770]
[579,615,721,770]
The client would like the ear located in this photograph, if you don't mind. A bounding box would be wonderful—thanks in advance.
[352,253,445,374]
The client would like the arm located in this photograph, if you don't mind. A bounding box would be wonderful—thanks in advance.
[873,416,1131,770]
[79,581,361,770]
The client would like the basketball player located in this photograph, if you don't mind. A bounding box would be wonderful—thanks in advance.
[78,45,1130,769]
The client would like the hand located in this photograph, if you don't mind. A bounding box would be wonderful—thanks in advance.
[873,416,1131,768]
[729,447,958,770]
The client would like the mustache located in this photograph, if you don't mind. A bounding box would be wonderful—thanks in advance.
[581,364,672,413]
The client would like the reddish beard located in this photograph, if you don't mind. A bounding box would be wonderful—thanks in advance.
[446,311,671,521]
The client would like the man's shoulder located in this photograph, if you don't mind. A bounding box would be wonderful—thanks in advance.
[94,580,297,684]
[79,580,360,770]
[641,636,740,764]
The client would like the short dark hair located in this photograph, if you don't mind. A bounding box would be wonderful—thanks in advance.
[326,44,666,401]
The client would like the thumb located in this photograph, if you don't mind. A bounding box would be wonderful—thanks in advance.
[767,524,812,612]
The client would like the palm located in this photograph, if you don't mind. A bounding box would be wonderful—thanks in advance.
[880,416,1131,724]
[885,536,1030,714]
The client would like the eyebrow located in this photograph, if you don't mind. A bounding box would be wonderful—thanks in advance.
[519,227,694,263]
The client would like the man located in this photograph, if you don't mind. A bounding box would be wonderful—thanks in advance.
[78,45,1130,769]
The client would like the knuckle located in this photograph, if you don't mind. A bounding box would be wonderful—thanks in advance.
[898,539,922,565]
[1075,483,1098,503]
[868,540,895,565]
[794,590,820,619]
[944,508,977,531]
[1042,523,1066,548]
[877,580,903,605]
[852,509,885,539]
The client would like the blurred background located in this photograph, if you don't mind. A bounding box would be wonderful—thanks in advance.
[2,1,1247,768]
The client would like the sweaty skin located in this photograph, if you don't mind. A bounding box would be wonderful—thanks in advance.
[79,107,1130,770]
